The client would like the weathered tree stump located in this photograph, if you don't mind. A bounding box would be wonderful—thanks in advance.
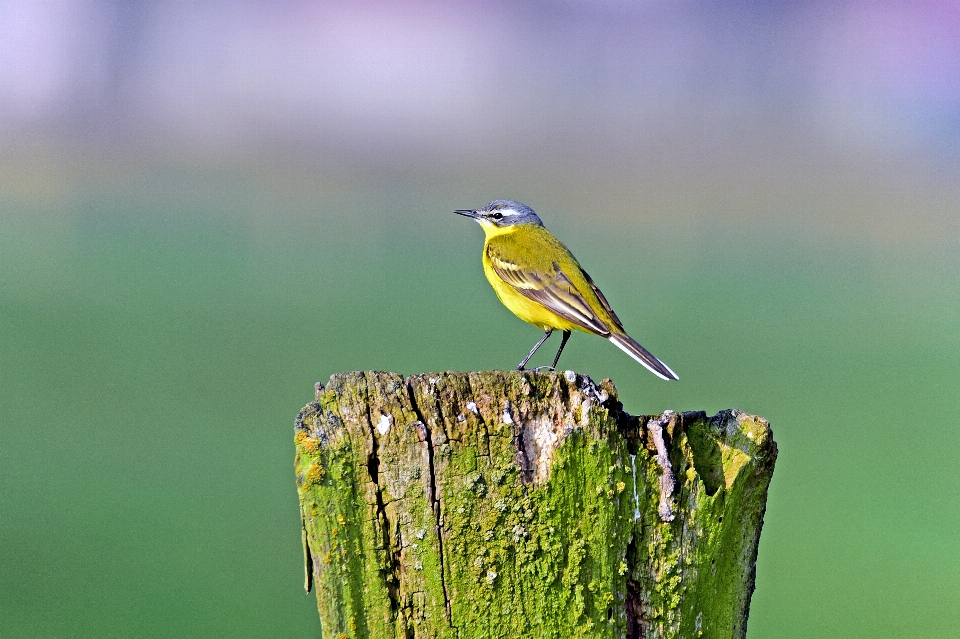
[294,371,776,639]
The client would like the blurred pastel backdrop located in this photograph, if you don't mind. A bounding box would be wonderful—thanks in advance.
[2,1,959,637]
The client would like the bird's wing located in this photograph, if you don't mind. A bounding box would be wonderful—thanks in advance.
[580,268,624,331]
[486,243,611,335]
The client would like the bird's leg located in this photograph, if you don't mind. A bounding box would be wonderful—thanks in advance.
[517,329,553,371]
[548,330,571,370]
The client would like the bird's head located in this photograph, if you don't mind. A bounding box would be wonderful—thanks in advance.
[455,200,544,229]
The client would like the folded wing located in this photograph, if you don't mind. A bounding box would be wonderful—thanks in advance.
[486,245,610,335]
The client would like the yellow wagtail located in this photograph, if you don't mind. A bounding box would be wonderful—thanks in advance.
[455,199,678,380]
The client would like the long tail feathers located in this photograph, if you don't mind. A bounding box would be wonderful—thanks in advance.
[608,333,679,381]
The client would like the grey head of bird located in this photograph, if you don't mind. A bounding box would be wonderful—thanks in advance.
[454,199,544,227]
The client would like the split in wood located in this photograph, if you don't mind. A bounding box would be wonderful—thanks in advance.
[647,409,677,522]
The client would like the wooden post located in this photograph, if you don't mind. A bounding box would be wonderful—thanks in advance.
[294,371,776,639]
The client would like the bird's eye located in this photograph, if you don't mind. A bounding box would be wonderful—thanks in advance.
[491,212,503,220]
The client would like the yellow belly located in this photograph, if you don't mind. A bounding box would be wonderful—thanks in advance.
[481,253,586,333]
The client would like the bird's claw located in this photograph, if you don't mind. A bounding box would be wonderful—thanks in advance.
[532,366,556,372]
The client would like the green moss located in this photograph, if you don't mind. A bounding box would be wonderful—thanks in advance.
[296,373,776,639]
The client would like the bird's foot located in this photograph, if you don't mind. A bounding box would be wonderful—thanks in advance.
[532,365,556,372]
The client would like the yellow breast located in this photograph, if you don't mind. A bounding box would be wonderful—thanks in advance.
[477,221,589,333]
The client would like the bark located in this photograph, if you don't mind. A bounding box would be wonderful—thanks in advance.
[294,370,777,639]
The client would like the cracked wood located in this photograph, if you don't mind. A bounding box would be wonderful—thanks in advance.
[294,370,777,639]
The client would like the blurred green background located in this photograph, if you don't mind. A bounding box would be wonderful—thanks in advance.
[2,1,959,637]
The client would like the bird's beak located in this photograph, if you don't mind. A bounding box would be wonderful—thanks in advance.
[454,209,480,219]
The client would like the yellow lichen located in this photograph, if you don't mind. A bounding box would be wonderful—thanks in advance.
[294,430,321,454]
[305,462,326,484]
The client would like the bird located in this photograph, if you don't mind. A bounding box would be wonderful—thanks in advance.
[455,199,678,380]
